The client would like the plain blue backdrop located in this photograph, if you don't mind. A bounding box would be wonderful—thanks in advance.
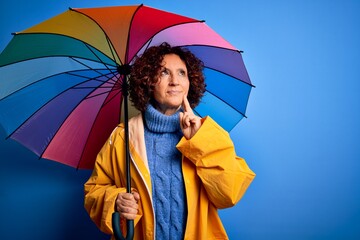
[1,0,360,239]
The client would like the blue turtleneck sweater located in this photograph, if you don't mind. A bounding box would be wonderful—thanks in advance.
[144,104,187,240]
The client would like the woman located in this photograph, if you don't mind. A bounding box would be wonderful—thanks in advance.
[84,42,255,240]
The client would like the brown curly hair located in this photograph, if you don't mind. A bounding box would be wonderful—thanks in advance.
[128,42,206,112]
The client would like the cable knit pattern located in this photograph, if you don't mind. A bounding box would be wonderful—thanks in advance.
[144,104,187,240]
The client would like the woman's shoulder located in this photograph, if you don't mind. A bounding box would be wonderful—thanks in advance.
[107,124,125,145]
[110,113,143,143]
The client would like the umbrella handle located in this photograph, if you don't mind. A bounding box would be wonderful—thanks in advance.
[112,69,134,240]
[112,212,134,240]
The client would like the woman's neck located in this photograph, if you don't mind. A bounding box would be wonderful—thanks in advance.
[152,102,181,116]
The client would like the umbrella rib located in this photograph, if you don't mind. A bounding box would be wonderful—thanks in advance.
[130,21,205,63]
[83,41,120,81]
[140,39,154,58]
[1,32,119,68]
[37,76,121,161]
[105,36,122,66]
[65,71,116,85]
[68,71,122,100]
[102,84,122,106]
[76,79,123,169]
[69,56,117,85]
[0,54,115,70]
[204,66,255,88]
[0,65,108,102]
[123,4,143,64]
[84,87,120,100]
[73,86,115,90]
[183,43,244,53]
[205,89,249,118]
[68,69,118,84]
[177,44,255,88]
[5,69,117,138]
[1,67,116,135]
[126,6,203,63]
[70,8,123,67]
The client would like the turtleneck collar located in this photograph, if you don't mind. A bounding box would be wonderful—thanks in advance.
[144,104,181,133]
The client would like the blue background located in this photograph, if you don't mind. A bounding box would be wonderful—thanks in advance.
[1,0,360,239]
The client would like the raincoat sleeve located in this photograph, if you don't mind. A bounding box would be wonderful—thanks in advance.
[84,127,141,234]
[176,116,255,209]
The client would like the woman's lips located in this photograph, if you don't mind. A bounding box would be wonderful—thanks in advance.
[167,90,181,95]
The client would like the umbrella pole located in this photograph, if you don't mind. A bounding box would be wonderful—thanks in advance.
[112,66,134,240]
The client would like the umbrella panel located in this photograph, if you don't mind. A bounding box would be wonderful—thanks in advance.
[0,34,116,67]
[194,69,252,131]
[43,76,122,168]
[1,66,121,168]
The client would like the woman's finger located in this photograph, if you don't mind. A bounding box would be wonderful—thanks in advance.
[132,191,140,201]
[182,95,193,114]
[181,112,191,128]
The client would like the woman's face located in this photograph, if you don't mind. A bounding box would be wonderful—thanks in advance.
[153,54,190,115]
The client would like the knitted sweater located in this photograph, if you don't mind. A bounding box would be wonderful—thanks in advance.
[144,104,187,240]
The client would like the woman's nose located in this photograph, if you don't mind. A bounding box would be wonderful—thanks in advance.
[169,74,179,85]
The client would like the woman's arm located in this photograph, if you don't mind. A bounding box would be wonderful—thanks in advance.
[176,116,255,209]
[84,136,127,234]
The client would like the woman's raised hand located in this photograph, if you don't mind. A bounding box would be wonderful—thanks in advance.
[179,95,202,139]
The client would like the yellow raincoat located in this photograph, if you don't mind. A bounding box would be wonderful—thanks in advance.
[84,114,255,240]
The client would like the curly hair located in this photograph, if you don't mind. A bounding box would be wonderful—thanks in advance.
[128,42,206,112]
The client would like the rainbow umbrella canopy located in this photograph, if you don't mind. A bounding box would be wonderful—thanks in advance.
[0,5,253,170]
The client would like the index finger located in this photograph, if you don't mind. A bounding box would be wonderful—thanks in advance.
[182,94,192,113]
[121,192,135,200]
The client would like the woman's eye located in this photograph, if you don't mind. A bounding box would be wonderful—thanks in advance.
[179,70,186,76]
[160,69,169,76]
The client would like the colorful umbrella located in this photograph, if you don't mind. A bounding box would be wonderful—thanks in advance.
[0,4,253,240]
